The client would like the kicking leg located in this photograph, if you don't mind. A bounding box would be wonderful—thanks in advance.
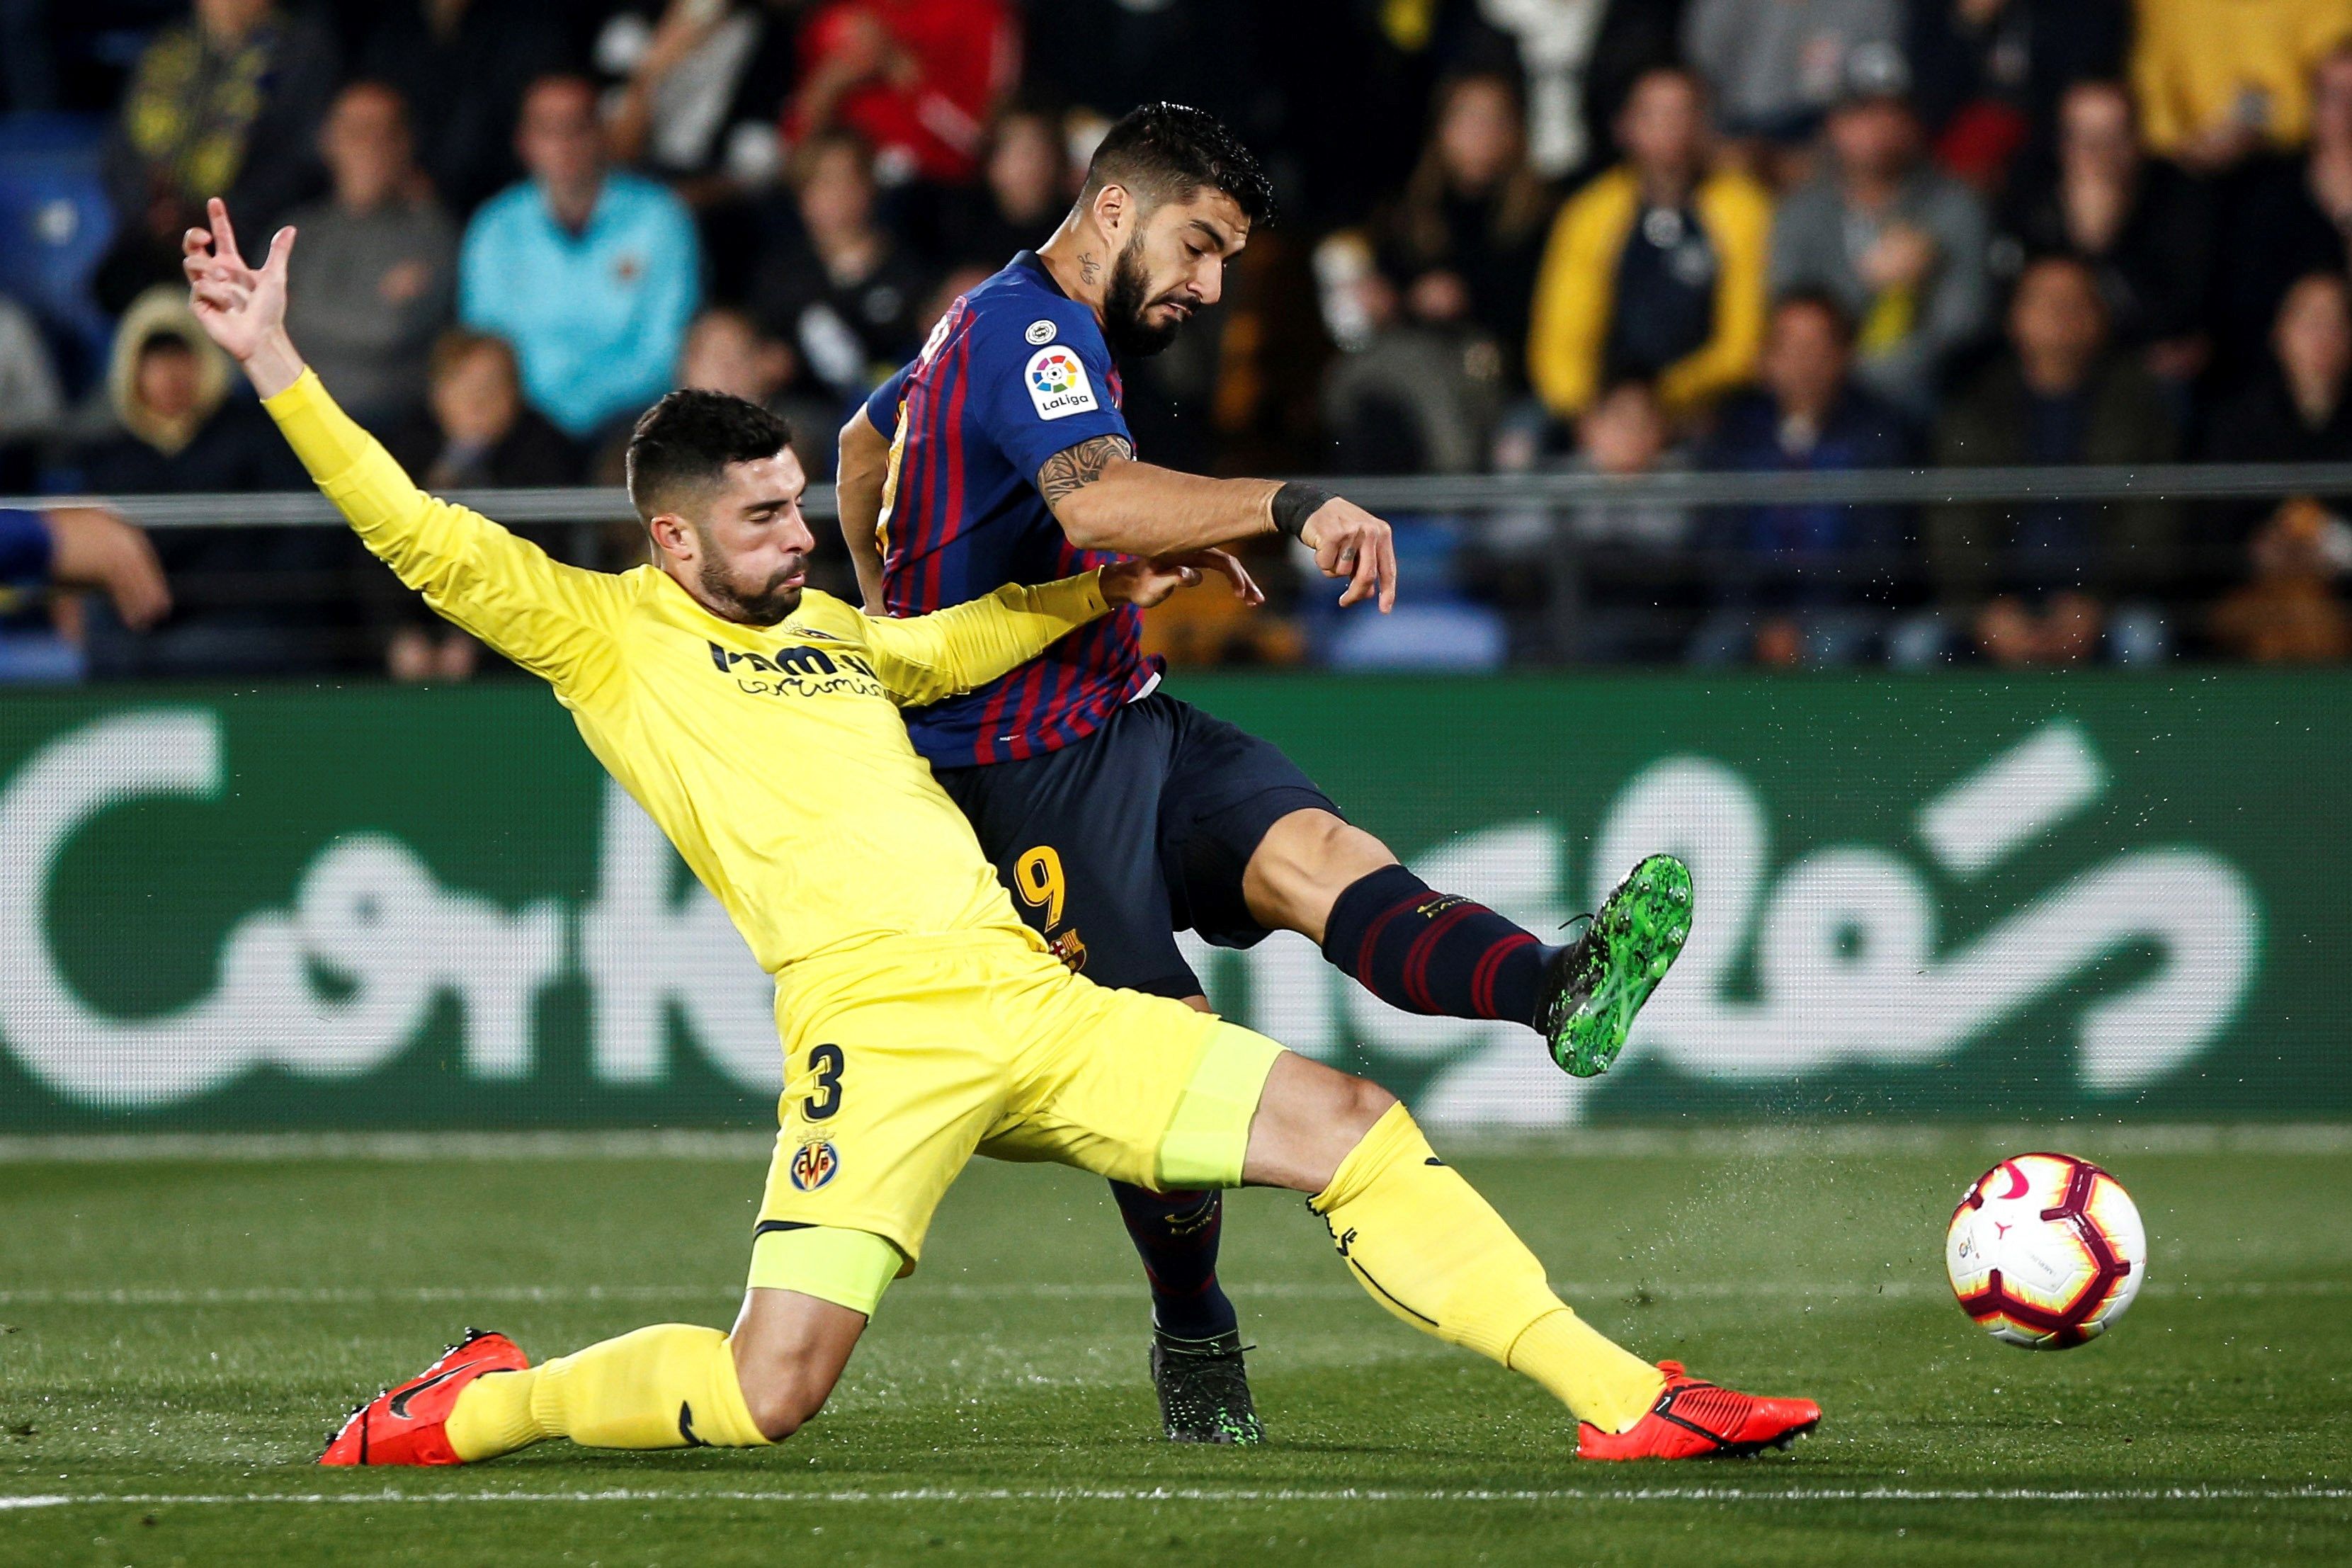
[1244,807,1691,1077]
[1246,808,1550,1022]
[1243,1051,1819,1455]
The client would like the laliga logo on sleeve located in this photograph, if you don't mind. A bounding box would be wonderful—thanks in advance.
[1025,345,1098,419]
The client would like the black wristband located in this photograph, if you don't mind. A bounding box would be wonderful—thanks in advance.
[1271,481,1336,542]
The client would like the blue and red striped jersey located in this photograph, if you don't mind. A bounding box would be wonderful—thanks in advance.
[863,251,1159,768]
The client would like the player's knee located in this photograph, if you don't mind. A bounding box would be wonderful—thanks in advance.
[1288,1072,1397,1193]
[1284,812,1390,877]
[1330,1072,1398,1142]
[1244,1052,1399,1192]
[734,1356,838,1442]
[729,1332,846,1442]
[1246,809,1397,934]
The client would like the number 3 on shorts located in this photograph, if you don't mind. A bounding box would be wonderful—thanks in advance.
[802,1043,845,1120]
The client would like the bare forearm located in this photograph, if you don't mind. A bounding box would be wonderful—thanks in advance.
[1039,432,1400,610]
[605,83,654,165]
[45,506,171,628]
[836,411,891,608]
[1046,442,1281,555]
[237,324,307,400]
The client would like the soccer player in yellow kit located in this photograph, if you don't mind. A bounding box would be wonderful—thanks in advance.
[183,198,1819,1465]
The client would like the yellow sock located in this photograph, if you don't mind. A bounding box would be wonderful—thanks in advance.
[444,1324,770,1461]
[443,1365,542,1460]
[1310,1103,1664,1432]
[1504,1307,1664,1432]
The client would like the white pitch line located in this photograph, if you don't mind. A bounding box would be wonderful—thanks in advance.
[1,1123,2347,1164]
[0,1278,2340,1309]
[1,1485,2347,1511]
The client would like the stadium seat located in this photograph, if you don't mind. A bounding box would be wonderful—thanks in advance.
[1314,515,1509,670]
[1324,600,1508,670]
[0,626,84,682]
[0,112,117,387]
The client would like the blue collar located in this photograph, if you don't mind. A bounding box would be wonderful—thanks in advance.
[1011,249,1068,299]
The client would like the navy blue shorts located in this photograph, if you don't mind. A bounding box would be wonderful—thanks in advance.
[933,692,1338,1000]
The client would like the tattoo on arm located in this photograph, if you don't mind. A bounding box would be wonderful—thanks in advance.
[1035,435,1134,508]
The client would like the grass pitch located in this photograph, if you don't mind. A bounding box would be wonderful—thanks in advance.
[1,1128,2346,1566]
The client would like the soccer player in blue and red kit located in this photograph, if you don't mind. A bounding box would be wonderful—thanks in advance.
[836,103,1694,1443]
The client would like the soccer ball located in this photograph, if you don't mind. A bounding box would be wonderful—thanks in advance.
[1945,1152,2146,1350]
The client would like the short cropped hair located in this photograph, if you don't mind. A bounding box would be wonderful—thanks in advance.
[2013,249,2102,293]
[427,326,517,387]
[625,389,793,521]
[790,124,874,188]
[1081,101,1275,227]
[1771,288,1857,347]
[136,331,197,362]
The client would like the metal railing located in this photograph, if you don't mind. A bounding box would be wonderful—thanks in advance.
[12,460,2352,528]
[6,462,2341,674]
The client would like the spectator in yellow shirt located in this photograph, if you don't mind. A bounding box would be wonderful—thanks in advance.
[1526,67,1773,422]
[2132,0,2352,169]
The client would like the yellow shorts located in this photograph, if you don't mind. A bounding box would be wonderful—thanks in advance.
[751,930,1285,1274]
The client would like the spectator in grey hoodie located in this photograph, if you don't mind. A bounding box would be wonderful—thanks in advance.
[0,294,61,436]
[1683,0,1900,143]
[283,81,458,428]
[1769,52,1992,417]
[0,293,63,490]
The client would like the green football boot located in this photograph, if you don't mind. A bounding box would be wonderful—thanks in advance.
[1535,853,1693,1077]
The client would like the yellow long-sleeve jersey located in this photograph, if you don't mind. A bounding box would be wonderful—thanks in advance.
[2132,0,2352,154]
[263,369,1108,975]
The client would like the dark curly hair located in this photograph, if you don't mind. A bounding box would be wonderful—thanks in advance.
[625,389,794,521]
[1082,101,1275,227]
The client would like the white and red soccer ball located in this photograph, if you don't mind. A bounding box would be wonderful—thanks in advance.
[1945,1153,2147,1350]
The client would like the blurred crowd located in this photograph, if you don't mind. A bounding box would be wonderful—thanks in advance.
[7,0,2352,676]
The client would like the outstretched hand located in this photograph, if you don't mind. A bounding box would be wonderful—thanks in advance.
[1298,497,1398,612]
[182,197,305,395]
[1099,548,1266,610]
[44,506,171,631]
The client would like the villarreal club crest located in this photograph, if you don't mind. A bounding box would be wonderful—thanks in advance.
[789,1140,840,1193]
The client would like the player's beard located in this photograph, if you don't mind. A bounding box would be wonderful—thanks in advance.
[699,552,803,626]
[1101,237,1186,359]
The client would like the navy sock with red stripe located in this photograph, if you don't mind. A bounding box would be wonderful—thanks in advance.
[1110,1182,1237,1341]
[1320,864,1552,1026]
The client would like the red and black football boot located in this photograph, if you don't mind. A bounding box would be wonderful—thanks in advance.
[319,1328,529,1466]
[1576,1360,1820,1460]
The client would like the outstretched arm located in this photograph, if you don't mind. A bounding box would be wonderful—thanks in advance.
[1040,436,1399,611]
[861,554,1246,706]
[843,400,1265,620]
[183,198,620,691]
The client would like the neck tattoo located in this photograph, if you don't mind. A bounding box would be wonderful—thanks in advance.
[1079,251,1101,285]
